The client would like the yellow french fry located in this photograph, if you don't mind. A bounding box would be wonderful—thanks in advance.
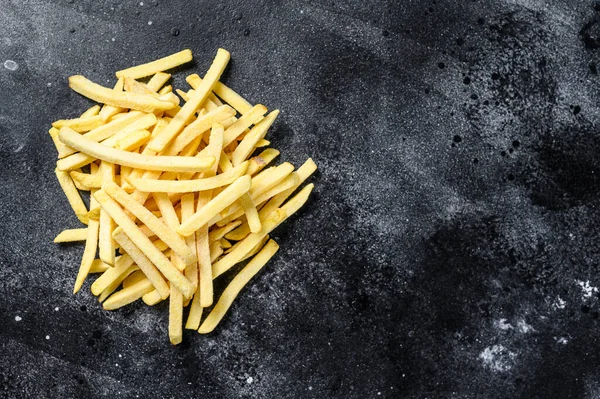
[54,228,88,243]
[99,162,116,266]
[186,73,253,115]
[54,168,88,224]
[246,148,280,176]
[199,240,279,333]
[103,278,154,310]
[239,193,261,233]
[52,115,104,133]
[223,104,267,146]
[147,72,172,92]
[142,289,165,306]
[232,110,279,166]
[80,105,101,118]
[99,78,126,122]
[116,49,193,79]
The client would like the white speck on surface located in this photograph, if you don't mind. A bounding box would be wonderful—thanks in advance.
[576,280,598,299]
[308,386,313,391]
[246,376,253,384]
[45,335,50,340]
[494,319,513,330]
[115,363,119,367]
[15,316,22,321]
[553,296,566,309]
[479,345,516,372]
[556,337,568,344]
[377,392,382,396]
[118,354,122,358]
[139,1,144,5]
[55,307,59,311]
[517,320,534,333]
[111,37,115,42]
[47,82,52,87]
[4,60,18,71]
[148,21,153,25]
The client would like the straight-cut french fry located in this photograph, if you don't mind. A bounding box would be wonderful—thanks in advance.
[54,228,88,243]
[246,148,280,176]
[181,194,198,291]
[99,265,138,302]
[223,104,268,146]
[70,170,102,189]
[127,161,248,193]
[186,73,253,115]
[90,259,111,273]
[209,221,242,243]
[73,183,100,293]
[80,104,101,118]
[69,75,176,113]
[147,72,172,92]
[146,48,230,153]
[93,190,194,298]
[99,78,126,122]
[105,182,196,266]
[55,168,88,224]
[142,289,164,306]
[196,191,214,307]
[116,49,193,79]
[58,128,214,173]
[53,115,104,133]
[178,175,252,237]
[239,193,261,233]
[199,240,279,333]
[103,278,154,310]
[232,110,279,166]
[99,162,116,266]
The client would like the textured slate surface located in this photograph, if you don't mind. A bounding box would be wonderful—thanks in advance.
[2,0,600,397]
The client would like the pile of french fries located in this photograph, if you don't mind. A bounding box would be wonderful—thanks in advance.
[49,49,316,344]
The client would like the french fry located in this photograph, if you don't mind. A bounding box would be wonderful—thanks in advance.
[142,289,164,306]
[105,182,196,266]
[103,278,154,310]
[147,72,172,92]
[69,75,176,113]
[55,168,88,224]
[223,104,268,146]
[99,162,116,266]
[52,115,104,133]
[177,175,252,237]
[232,110,279,166]
[199,240,279,333]
[99,265,138,302]
[208,221,242,243]
[127,161,248,193]
[93,190,194,298]
[210,240,224,262]
[181,193,198,291]
[246,148,280,176]
[116,49,193,79]
[220,238,232,249]
[70,170,102,189]
[239,235,270,262]
[169,278,184,344]
[80,105,101,118]
[218,150,233,173]
[54,228,88,243]
[146,49,230,153]
[186,73,253,115]
[58,128,214,173]
[122,270,147,288]
[115,129,151,151]
[239,193,261,233]
[74,164,100,293]
[159,85,172,95]
[90,259,111,273]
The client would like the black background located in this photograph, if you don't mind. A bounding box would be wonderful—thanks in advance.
[2,0,600,398]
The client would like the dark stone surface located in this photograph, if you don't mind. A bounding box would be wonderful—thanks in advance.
[2,0,600,397]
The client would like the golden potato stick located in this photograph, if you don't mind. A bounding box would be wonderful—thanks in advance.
[115,129,151,151]
[99,162,116,266]
[158,85,172,95]
[181,193,198,290]
[256,139,270,147]
[218,150,233,173]
[99,265,138,302]
[249,162,294,199]
[73,191,100,293]
[105,182,196,266]
[142,289,165,306]
[186,73,253,115]
[52,115,104,133]
[199,240,279,333]
[94,190,194,297]
[83,205,101,222]
[196,191,214,306]
[91,237,168,295]
[123,270,147,288]
[220,238,232,249]
[147,72,171,92]
[55,168,88,224]
[70,170,102,189]
[210,92,223,106]
[239,193,261,233]
[58,112,149,158]
[69,75,176,113]
[177,175,251,237]
[103,278,154,310]
[246,148,280,176]
[90,259,111,273]
[116,49,193,79]
[169,275,184,344]
[253,172,300,206]
[127,162,248,193]
[176,88,190,102]
[223,104,268,147]
[209,221,242,243]
[58,128,214,173]
[232,110,279,166]
[80,104,101,118]
[185,289,203,330]
[240,235,270,262]
[146,48,230,153]
[213,184,313,278]
[54,228,88,243]
[99,78,125,122]
[163,105,235,155]
[48,128,67,154]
